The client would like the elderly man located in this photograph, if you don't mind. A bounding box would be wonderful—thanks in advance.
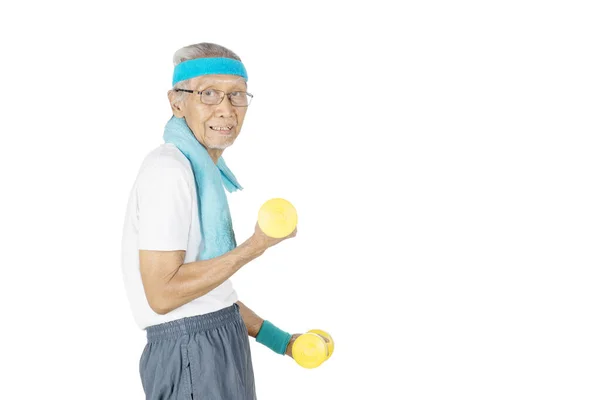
[121,43,302,399]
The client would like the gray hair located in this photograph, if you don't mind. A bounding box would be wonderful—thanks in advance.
[171,42,242,105]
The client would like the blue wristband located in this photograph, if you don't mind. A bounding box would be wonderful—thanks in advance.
[255,320,292,355]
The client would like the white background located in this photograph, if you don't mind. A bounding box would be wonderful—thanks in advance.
[1,1,598,399]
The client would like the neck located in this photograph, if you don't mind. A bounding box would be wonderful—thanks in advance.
[206,148,224,164]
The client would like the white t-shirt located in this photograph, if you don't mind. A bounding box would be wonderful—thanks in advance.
[121,143,238,330]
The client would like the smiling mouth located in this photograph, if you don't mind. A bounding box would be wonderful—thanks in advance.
[210,125,234,133]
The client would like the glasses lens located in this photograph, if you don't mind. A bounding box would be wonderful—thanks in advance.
[230,92,251,107]
[201,89,223,105]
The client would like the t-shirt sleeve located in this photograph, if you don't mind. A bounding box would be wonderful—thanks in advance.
[137,161,193,251]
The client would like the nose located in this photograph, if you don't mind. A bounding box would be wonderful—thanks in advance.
[214,95,235,118]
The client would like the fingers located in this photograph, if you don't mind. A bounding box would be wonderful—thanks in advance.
[317,334,330,343]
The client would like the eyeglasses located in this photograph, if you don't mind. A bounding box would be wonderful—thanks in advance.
[174,88,253,107]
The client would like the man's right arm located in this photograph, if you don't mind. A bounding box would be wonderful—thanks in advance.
[136,157,296,315]
[140,224,296,315]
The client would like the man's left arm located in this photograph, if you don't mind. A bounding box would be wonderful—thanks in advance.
[236,300,300,357]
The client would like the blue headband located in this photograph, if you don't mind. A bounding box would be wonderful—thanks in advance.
[172,57,248,86]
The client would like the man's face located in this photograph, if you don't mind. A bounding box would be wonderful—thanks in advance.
[173,74,248,150]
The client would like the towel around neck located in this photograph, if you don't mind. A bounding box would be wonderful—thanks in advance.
[163,116,243,259]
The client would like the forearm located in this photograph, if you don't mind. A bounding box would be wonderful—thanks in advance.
[238,301,295,356]
[160,237,265,313]
[236,301,294,356]
[236,300,265,337]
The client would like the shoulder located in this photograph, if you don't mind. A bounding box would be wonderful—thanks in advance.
[137,144,194,189]
[143,143,191,171]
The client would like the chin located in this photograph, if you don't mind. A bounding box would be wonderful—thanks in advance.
[208,141,234,150]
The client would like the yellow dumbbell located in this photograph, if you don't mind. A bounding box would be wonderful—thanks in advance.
[292,329,335,369]
[258,198,298,238]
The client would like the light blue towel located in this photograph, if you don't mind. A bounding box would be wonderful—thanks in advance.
[163,116,243,260]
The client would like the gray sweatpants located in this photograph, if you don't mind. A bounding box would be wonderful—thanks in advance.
[140,303,257,400]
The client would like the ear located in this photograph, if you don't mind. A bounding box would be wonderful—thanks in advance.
[167,90,185,118]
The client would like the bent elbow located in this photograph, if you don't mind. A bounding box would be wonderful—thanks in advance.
[148,295,171,315]
[152,305,170,315]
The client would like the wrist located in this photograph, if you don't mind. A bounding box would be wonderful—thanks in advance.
[247,234,268,254]
[256,320,292,355]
